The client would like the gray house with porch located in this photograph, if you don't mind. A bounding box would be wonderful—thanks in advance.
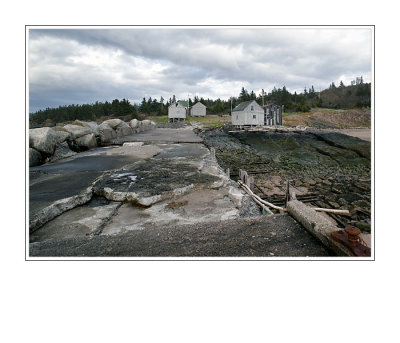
[231,100,283,127]
[231,100,264,126]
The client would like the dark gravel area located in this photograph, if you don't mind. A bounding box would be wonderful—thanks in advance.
[29,214,331,257]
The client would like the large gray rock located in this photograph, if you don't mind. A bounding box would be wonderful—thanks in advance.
[99,123,117,143]
[76,133,97,149]
[115,121,133,137]
[72,120,87,127]
[29,148,42,167]
[83,121,100,136]
[52,126,69,133]
[129,119,138,128]
[63,124,92,139]
[141,119,152,126]
[49,142,77,162]
[73,120,100,136]
[54,130,71,144]
[102,119,122,129]
[29,127,59,155]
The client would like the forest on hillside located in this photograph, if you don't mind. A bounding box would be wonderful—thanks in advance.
[29,82,371,125]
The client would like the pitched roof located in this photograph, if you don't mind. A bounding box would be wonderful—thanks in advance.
[232,100,255,112]
[192,102,206,108]
[178,100,188,107]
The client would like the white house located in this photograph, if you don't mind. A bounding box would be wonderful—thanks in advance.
[190,102,206,117]
[231,100,264,126]
[168,100,188,122]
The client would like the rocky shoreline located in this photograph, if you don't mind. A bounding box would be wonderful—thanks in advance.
[199,125,371,232]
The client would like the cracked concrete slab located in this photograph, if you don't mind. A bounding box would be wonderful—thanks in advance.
[101,187,241,235]
[91,149,223,206]
[29,144,163,231]
[110,127,203,144]
[104,144,162,158]
[30,199,120,243]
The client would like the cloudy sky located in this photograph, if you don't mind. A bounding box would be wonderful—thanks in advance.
[28,27,372,112]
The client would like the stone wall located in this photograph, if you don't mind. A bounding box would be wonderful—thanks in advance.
[29,119,156,167]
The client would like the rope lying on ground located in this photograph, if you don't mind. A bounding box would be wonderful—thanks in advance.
[237,180,350,216]
[238,180,285,213]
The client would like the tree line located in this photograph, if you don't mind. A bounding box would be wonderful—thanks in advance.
[30,99,138,126]
[30,81,371,125]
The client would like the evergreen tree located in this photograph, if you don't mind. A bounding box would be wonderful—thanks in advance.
[239,87,250,102]
[140,98,147,113]
[111,99,120,116]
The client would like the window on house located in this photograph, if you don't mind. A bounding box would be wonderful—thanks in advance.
[253,115,256,119]
[236,115,238,120]
[251,106,254,111]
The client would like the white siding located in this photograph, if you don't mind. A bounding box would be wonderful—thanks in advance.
[191,102,206,117]
[231,100,264,126]
[168,103,187,119]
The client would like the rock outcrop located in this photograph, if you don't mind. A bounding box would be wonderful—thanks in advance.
[73,120,100,135]
[76,133,97,149]
[102,119,122,129]
[115,120,133,137]
[29,127,59,155]
[49,142,77,162]
[99,122,117,143]
[129,119,138,129]
[54,130,71,144]
[29,148,43,167]
[29,119,156,166]
[63,124,93,139]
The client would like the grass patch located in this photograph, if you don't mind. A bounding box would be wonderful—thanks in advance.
[144,115,169,123]
[189,115,232,128]
[144,114,231,127]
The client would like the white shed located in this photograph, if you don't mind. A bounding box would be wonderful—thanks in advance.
[231,100,264,126]
[190,102,206,117]
[168,100,188,122]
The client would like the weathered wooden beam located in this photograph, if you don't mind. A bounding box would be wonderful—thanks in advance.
[287,200,361,257]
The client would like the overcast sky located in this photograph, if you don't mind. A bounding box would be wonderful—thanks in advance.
[28,27,372,112]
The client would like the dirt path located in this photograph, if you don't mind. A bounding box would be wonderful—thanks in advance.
[323,128,371,141]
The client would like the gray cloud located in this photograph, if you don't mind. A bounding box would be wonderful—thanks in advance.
[29,27,372,112]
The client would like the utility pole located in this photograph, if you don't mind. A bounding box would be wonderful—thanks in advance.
[187,93,190,117]
[261,89,265,107]
[230,96,233,115]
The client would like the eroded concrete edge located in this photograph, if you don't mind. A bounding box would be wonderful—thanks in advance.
[29,187,94,233]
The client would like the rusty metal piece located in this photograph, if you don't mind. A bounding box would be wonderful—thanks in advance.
[330,226,371,257]
[345,226,361,239]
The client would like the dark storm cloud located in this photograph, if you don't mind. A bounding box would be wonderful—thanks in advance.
[29,27,372,112]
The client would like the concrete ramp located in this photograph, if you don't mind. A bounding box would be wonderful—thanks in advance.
[30,215,330,257]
